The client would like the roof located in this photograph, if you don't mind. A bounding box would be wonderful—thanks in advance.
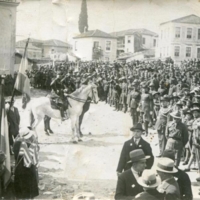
[73,29,116,39]
[42,39,72,48]
[16,38,72,48]
[161,14,200,25]
[110,29,158,37]
[16,42,41,50]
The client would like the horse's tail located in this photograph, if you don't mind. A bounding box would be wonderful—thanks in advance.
[22,93,31,109]
[30,109,34,127]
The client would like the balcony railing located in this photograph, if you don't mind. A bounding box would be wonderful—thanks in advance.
[117,44,125,48]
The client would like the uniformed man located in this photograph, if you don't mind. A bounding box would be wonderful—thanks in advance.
[50,71,67,121]
[165,111,188,166]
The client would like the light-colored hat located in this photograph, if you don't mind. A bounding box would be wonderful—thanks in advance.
[127,149,150,164]
[137,170,161,188]
[156,158,178,173]
[19,127,33,140]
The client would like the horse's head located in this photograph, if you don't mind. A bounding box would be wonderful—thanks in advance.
[89,83,99,104]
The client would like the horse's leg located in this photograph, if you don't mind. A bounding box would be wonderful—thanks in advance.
[44,115,49,135]
[75,117,82,142]
[79,113,84,137]
[47,117,53,134]
[70,116,78,144]
[32,116,42,139]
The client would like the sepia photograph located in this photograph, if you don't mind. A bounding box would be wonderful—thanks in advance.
[1,0,200,199]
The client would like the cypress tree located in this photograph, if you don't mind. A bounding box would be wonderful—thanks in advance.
[78,0,88,34]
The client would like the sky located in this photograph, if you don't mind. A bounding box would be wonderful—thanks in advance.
[16,0,200,44]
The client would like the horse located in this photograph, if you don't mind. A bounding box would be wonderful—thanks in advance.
[28,83,99,143]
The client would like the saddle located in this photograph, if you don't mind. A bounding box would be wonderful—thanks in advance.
[47,93,67,110]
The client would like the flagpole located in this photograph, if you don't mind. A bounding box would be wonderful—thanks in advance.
[9,37,30,111]
[0,75,5,144]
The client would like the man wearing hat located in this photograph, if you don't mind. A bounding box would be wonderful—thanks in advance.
[115,149,149,200]
[135,170,164,200]
[162,150,193,200]
[156,158,180,200]
[116,123,154,174]
[184,107,200,177]
[155,95,172,157]
[128,83,141,126]
[165,111,188,166]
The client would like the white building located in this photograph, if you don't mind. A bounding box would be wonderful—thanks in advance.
[73,29,117,62]
[110,29,158,57]
[157,14,200,64]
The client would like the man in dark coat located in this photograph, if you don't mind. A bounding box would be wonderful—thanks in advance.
[116,123,154,175]
[115,149,150,200]
[162,150,193,200]
[5,99,20,147]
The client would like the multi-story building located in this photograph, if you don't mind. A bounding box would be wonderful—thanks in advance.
[157,14,200,64]
[110,29,158,57]
[73,29,117,62]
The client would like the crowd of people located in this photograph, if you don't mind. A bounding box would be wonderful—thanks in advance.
[2,57,200,199]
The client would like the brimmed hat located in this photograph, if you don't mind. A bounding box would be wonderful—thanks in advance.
[191,107,200,112]
[160,95,170,102]
[127,149,150,164]
[170,111,181,119]
[137,170,161,188]
[176,100,183,106]
[19,127,34,140]
[130,123,144,132]
[152,91,160,96]
[156,158,177,173]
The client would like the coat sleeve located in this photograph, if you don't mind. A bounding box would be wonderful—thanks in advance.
[117,143,127,173]
[115,176,134,200]
[143,142,154,169]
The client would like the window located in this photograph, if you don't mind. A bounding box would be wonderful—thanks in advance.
[198,29,200,40]
[106,41,111,51]
[143,37,146,45]
[175,27,181,38]
[93,41,99,48]
[54,55,57,59]
[186,47,191,57]
[187,28,192,39]
[51,48,54,54]
[174,46,180,57]
[127,36,131,43]
[153,39,156,47]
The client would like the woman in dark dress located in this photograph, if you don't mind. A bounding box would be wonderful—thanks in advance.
[13,127,39,199]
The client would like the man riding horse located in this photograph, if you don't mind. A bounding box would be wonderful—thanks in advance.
[50,71,68,121]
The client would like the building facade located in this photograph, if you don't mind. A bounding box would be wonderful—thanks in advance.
[157,14,200,64]
[0,0,19,75]
[73,29,117,62]
[16,38,72,61]
[110,29,158,57]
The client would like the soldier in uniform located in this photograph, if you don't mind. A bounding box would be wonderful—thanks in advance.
[184,108,200,177]
[50,71,67,121]
[155,95,172,157]
[165,111,189,166]
[120,77,128,113]
[128,82,141,126]
[139,84,153,136]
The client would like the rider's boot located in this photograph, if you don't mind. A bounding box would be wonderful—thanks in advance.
[60,107,66,121]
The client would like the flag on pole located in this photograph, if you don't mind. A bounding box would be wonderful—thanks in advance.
[14,38,31,98]
[0,90,11,188]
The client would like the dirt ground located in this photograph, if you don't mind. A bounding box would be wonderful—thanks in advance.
[12,88,200,200]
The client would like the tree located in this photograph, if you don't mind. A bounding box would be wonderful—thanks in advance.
[78,0,88,33]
